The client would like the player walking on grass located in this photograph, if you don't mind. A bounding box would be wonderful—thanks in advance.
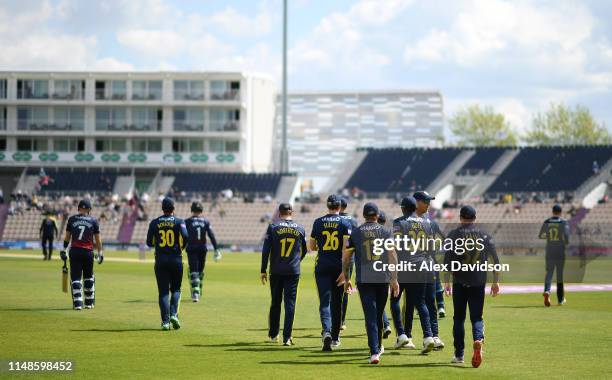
[40,212,58,260]
[339,197,358,331]
[414,191,445,350]
[343,202,399,365]
[391,196,438,354]
[444,205,500,368]
[261,203,307,346]
[185,201,221,302]
[60,199,103,310]
[539,204,570,307]
[376,211,393,339]
[146,198,188,331]
[310,195,352,351]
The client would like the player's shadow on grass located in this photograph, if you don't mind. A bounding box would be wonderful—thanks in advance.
[246,328,313,332]
[374,362,472,369]
[492,305,543,309]
[71,328,160,332]
[0,307,72,312]
[123,299,155,304]
[185,342,318,352]
[260,358,364,366]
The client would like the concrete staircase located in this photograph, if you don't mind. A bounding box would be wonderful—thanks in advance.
[0,204,9,241]
[324,150,368,193]
[117,210,137,244]
[429,150,475,194]
[275,175,299,202]
[575,158,612,199]
[113,176,135,198]
[462,149,520,199]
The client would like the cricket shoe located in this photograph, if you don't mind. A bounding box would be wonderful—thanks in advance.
[331,340,341,349]
[543,292,551,307]
[379,345,385,355]
[268,335,279,343]
[472,340,483,368]
[170,315,181,330]
[283,338,294,346]
[192,293,200,303]
[383,326,392,339]
[421,337,435,354]
[74,306,82,311]
[394,334,410,349]
[85,305,94,309]
[161,322,170,331]
[340,323,347,331]
[438,307,446,318]
[433,336,445,350]
[558,298,566,306]
[369,353,381,365]
[451,356,464,364]
[322,332,332,352]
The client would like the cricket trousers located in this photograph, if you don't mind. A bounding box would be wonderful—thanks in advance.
[452,283,485,358]
[394,282,433,339]
[544,253,565,303]
[315,268,344,341]
[154,255,183,323]
[69,248,95,309]
[268,274,300,341]
[340,261,353,324]
[42,235,54,260]
[186,247,207,296]
[357,283,389,356]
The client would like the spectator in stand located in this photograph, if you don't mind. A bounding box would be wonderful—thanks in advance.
[593,160,599,174]
[263,194,273,204]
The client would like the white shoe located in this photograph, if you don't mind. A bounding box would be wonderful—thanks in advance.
[74,306,82,311]
[192,294,200,303]
[433,336,445,350]
[406,338,416,349]
[383,326,392,339]
[85,305,94,309]
[340,323,347,331]
[268,335,279,343]
[369,353,380,364]
[394,334,410,349]
[379,345,385,355]
[438,307,446,318]
[283,338,294,346]
[558,298,566,305]
[331,340,341,348]
[451,356,464,363]
[422,337,435,354]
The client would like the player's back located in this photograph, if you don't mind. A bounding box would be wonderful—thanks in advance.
[311,214,351,272]
[350,221,392,284]
[265,220,306,275]
[540,216,569,254]
[67,214,99,251]
[445,223,498,286]
[148,215,187,256]
[185,216,211,249]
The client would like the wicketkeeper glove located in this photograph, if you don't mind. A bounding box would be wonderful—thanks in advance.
[96,251,104,265]
[60,250,67,261]
[214,249,222,262]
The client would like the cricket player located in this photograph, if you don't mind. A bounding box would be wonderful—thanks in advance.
[339,197,358,331]
[376,210,393,339]
[59,199,103,310]
[343,202,399,364]
[261,203,307,346]
[444,205,500,368]
[539,204,570,306]
[185,201,221,302]
[40,212,58,260]
[413,191,445,348]
[310,194,352,351]
[146,197,189,330]
[391,196,438,353]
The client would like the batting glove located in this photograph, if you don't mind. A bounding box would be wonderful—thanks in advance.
[96,251,104,265]
[60,250,67,261]
[214,249,222,262]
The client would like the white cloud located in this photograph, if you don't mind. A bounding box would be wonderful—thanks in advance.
[117,29,186,58]
[206,5,273,37]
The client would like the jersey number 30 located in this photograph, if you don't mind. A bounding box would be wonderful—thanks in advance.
[158,230,175,247]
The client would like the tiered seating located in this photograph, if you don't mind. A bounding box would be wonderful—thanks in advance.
[487,146,612,194]
[31,168,128,194]
[458,147,507,175]
[170,172,283,196]
[345,148,462,193]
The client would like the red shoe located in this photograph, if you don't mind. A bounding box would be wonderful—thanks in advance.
[543,292,551,307]
[471,340,483,368]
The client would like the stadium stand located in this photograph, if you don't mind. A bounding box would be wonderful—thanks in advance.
[486,146,612,194]
[345,148,462,193]
[29,167,129,194]
[169,171,283,197]
[457,147,507,175]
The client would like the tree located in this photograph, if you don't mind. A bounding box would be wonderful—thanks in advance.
[449,105,518,147]
[525,103,611,145]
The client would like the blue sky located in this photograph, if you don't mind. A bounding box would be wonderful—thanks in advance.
[1,0,611,134]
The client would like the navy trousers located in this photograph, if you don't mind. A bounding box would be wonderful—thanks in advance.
[425,281,440,337]
[315,269,344,340]
[69,248,94,308]
[340,262,353,324]
[154,255,183,323]
[544,254,565,303]
[186,248,207,295]
[452,283,485,358]
[268,274,300,341]
[41,235,54,260]
[357,283,388,355]
[403,282,433,339]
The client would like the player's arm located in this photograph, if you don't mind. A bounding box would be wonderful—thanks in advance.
[443,231,453,295]
[260,225,272,284]
[178,221,189,250]
[538,222,547,240]
[300,230,308,261]
[563,221,570,245]
[93,220,104,264]
[342,236,355,292]
[146,221,156,248]
[207,223,219,251]
[309,221,318,251]
[388,247,400,297]
[53,219,58,238]
[60,230,71,261]
[39,220,44,238]
[486,235,500,296]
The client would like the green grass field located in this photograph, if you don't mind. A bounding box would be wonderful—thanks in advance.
[1,251,612,379]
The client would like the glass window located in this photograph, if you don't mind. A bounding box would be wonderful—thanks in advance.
[189,140,203,152]
[33,80,49,99]
[112,140,126,152]
[132,139,147,152]
[0,79,6,99]
[226,141,239,152]
[132,81,146,99]
[18,138,48,151]
[111,81,126,99]
[0,138,6,151]
[174,81,188,99]
[191,81,204,99]
[148,139,162,152]
[96,109,110,130]
[149,81,162,100]
[172,139,185,152]
[209,139,224,152]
